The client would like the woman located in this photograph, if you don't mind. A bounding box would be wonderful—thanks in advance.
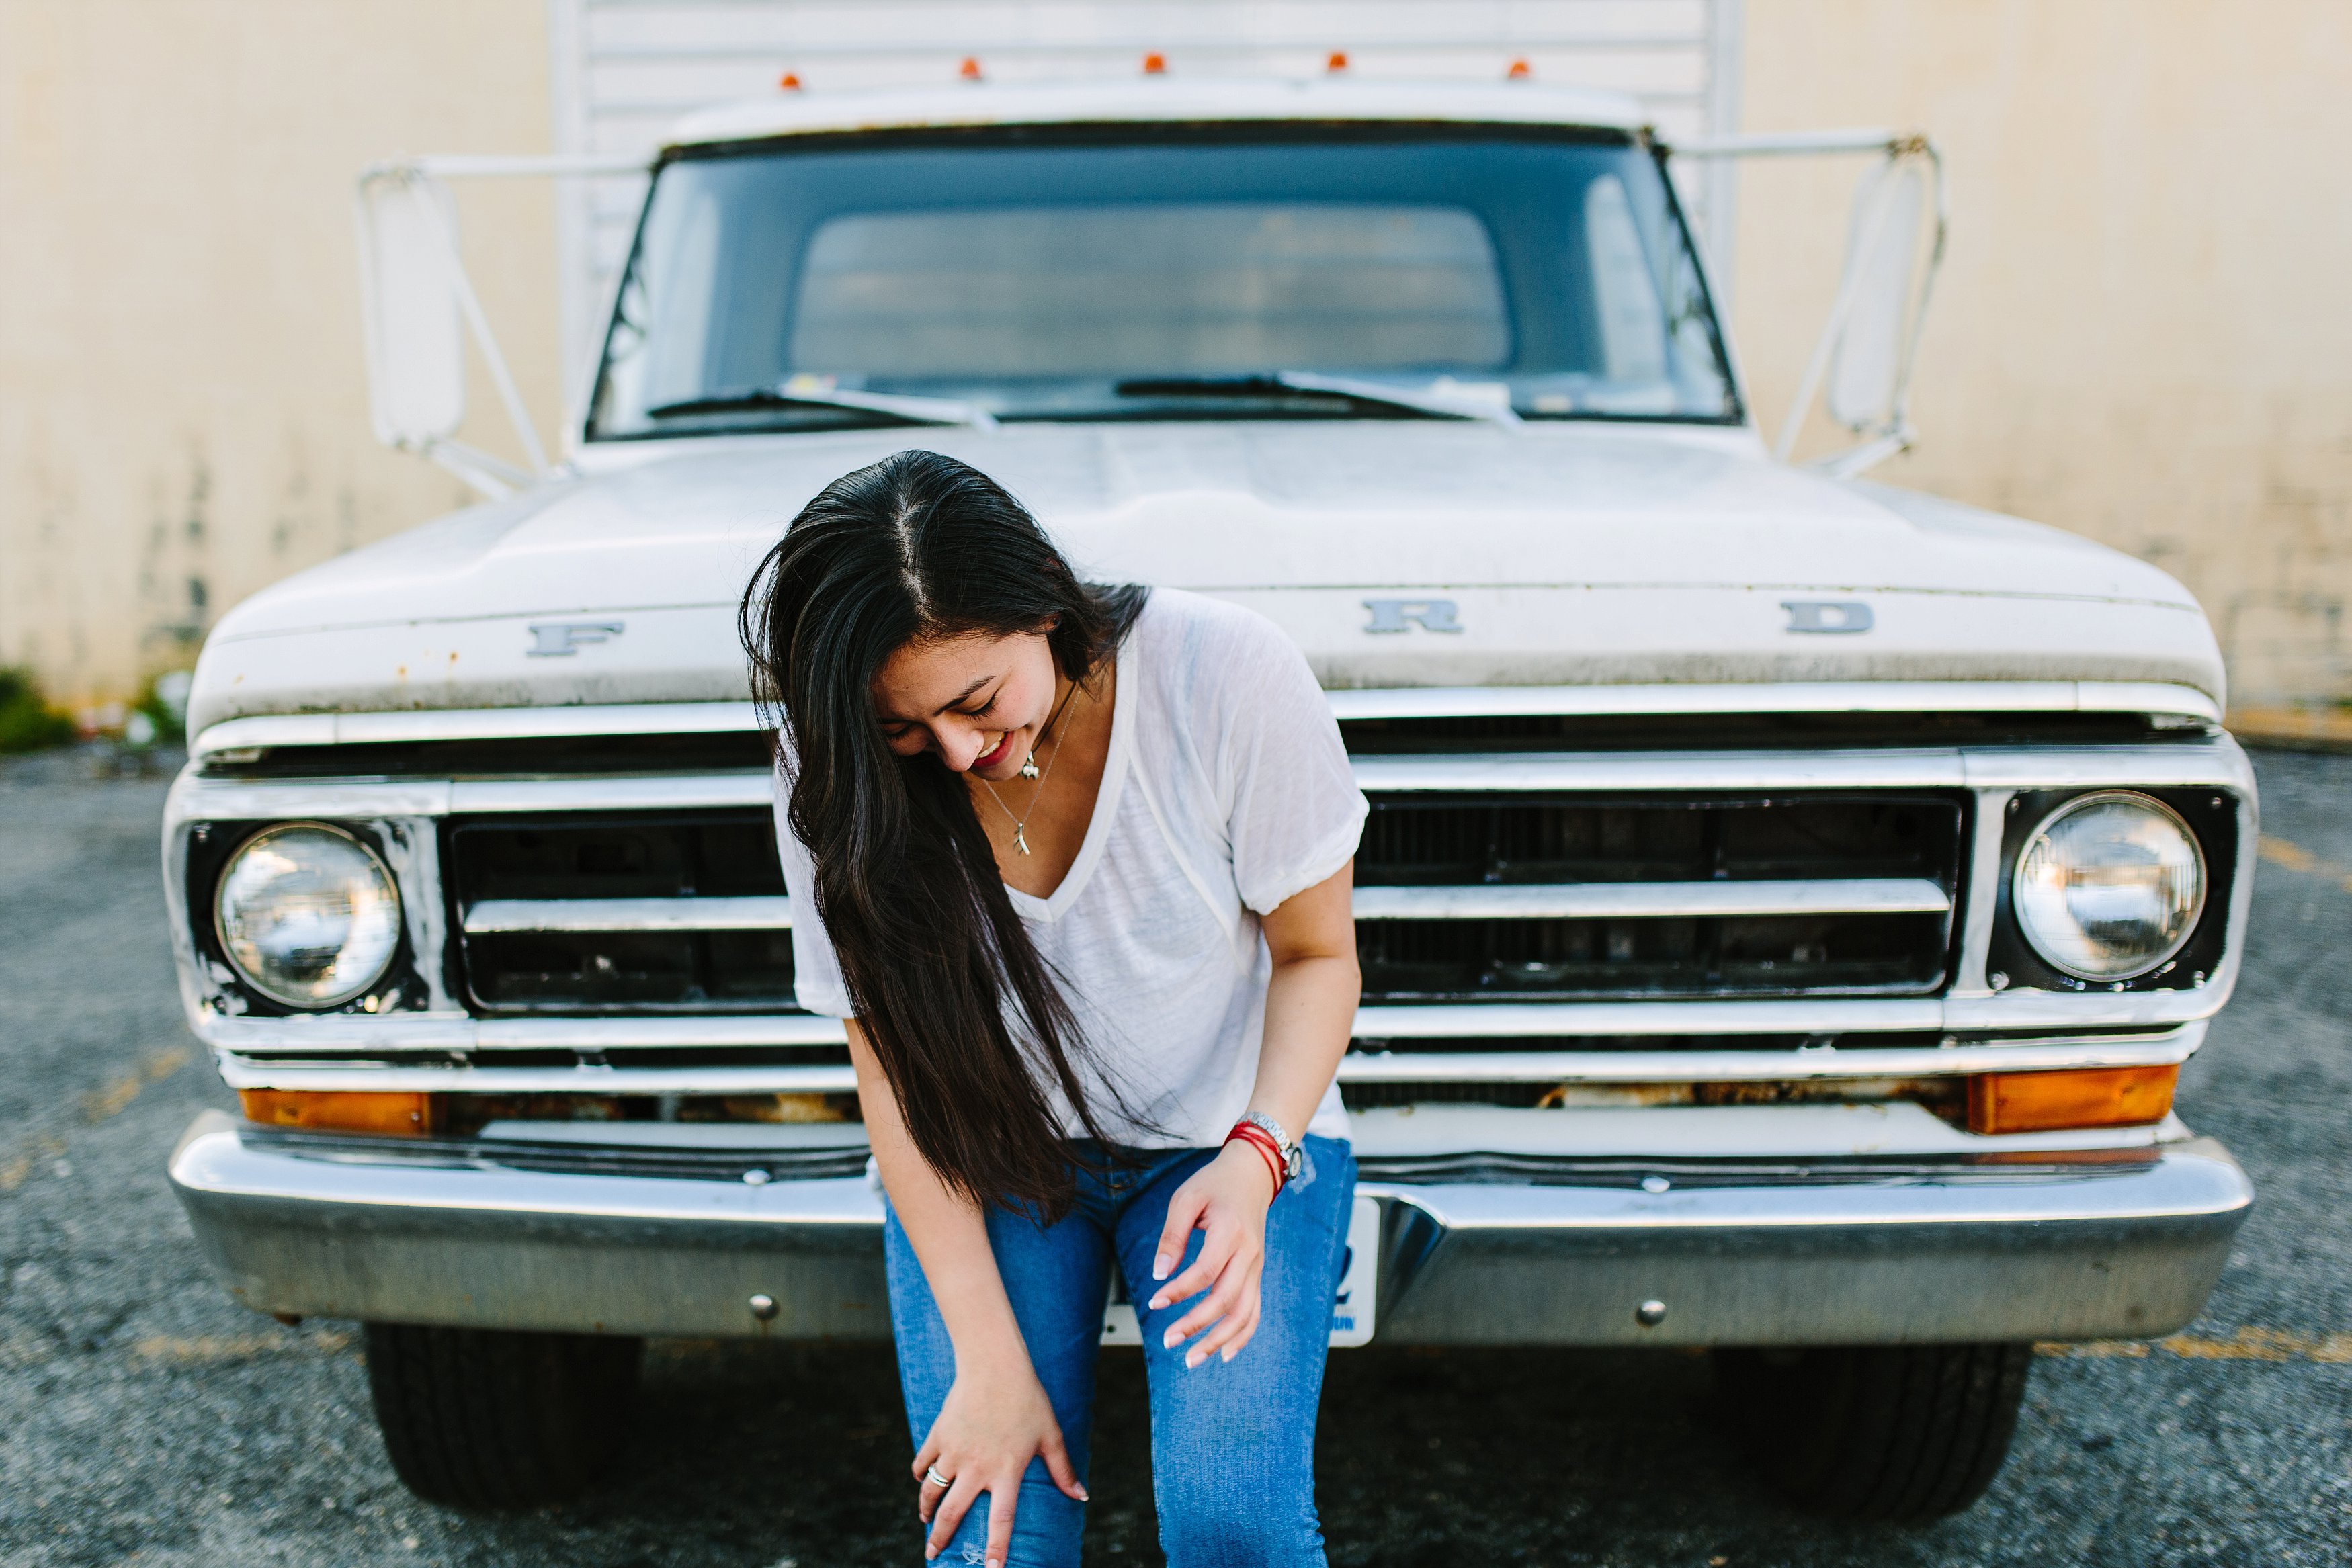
[741,450,1366,1568]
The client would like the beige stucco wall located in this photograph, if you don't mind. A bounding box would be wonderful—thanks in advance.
[0,0,559,710]
[1734,0,2352,715]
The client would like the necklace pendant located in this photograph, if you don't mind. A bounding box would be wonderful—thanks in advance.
[1012,825,1030,855]
[1018,752,1040,780]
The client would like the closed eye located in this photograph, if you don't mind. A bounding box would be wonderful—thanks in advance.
[949,687,1002,721]
[878,699,991,745]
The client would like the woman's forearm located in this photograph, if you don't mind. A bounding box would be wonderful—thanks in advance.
[1140,864,1358,1362]
[1251,953,1355,1145]
[848,1018,1030,1370]
[1251,863,1361,1145]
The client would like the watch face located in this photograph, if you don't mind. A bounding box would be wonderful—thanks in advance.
[1283,1142,1304,1180]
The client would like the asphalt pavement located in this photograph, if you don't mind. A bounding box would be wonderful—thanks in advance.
[0,743,2345,1567]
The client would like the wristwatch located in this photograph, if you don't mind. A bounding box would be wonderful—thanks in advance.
[1238,1110,1303,1185]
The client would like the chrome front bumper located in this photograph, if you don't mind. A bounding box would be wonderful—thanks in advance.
[167,1112,2251,1346]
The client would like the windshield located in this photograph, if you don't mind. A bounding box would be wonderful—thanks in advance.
[589,126,1738,439]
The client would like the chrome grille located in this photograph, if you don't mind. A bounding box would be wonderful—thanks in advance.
[167,693,2252,1108]
[446,813,797,1013]
[443,793,1965,1014]
[1354,794,1964,1002]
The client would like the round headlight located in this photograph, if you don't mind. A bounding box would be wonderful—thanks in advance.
[2012,792,2206,982]
[214,823,403,1008]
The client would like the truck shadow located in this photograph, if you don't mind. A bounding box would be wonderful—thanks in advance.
[456,1338,1979,1566]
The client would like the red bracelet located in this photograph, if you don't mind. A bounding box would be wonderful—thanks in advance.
[1230,1129,1284,1194]
[1224,1121,1286,1196]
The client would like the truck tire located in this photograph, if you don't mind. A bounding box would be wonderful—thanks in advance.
[1714,1342,2031,1520]
[364,1322,643,1509]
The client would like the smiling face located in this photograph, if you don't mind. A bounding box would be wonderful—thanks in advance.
[872,625,1065,780]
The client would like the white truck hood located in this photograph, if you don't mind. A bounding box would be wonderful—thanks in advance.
[187,423,2222,736]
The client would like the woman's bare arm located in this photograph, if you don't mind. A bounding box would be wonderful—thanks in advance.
[1147,860,1360,1364]
[851,1018,1026,1370]
[849,1019,1085,1565]
[1246,858,1361,1147]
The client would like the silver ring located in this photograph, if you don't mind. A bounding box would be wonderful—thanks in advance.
[925,1465,954,1489]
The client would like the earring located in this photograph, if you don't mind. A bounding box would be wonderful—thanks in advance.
[1018,751,1040,779]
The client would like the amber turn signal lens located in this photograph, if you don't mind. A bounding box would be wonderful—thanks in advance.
[1966,1064,2178,1135]
[239,1089,439,1136]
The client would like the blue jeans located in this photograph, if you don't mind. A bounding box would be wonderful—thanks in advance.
[882,1137,1356,1568]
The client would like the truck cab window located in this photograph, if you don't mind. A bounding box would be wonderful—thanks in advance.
[790,202,1509,379]
[587,129,1738,437]
[1582,174,1670,388]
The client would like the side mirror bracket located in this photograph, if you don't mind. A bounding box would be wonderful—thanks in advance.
[353,154,645,498]
[1667,130,1948,478]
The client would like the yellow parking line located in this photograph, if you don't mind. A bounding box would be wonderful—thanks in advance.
[2257,834,2352,894]
[2040,1328,2352,1363]
[79,1047,191,1124]
[131,1330,353,1362]
[79,1076,142,1122]
[2259,834,2318,872]
[0,1133,65,1194]
[0,1050,198,1195]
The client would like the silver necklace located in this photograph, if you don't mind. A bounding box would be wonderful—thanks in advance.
[979,681,1079,856]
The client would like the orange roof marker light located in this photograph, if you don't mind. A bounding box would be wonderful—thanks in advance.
[959,56,984,81]
[1506,58,1534,81]
[1326,51,1349,73]
[1142,52,1167,75]
[778,71,802,91]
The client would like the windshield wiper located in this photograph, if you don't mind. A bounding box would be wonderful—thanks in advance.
[1114,372,1519,425]
[647,379,997,429]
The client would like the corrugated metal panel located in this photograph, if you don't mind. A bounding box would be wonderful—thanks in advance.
[545,0,1744,409]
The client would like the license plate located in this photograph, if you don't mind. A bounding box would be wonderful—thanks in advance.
[1101,1194,1380,1348]
[1326,1193,1380,1346]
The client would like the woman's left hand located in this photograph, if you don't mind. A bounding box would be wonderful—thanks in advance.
[1147,1141,1277,1367]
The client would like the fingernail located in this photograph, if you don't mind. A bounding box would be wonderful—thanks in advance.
[1222,1345,1236,1363]
[1185,1348,1204,1369]
[1146,1294,1166,1311]
[1162,1325,1181,1349]
[1152,1256,1170,1281]
[1077,1485,1091,1501]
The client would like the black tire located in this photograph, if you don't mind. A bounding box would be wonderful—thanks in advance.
[364,1322,643,1509]
[1714,1342,2032,1521]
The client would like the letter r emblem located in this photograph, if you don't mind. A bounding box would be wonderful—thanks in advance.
[527,621,625,657]
[1363,599,1464,634]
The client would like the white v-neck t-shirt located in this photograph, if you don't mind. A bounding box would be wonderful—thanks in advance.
[772,588,1368,1148]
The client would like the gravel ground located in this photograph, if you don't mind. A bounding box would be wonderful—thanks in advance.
[0,743,2346,1567]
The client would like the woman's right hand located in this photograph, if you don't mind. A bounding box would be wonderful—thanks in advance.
[913,1354,1088,1565]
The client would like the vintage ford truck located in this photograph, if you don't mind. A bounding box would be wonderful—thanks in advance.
[163,75,2253,1520]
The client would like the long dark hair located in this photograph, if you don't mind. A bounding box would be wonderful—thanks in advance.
[740,450,1148,1216]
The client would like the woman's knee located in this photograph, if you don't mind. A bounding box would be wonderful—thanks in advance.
[1152,1434,1323,1567]
[1154,1485,1325,1568]
[928,1477,1086,1568]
